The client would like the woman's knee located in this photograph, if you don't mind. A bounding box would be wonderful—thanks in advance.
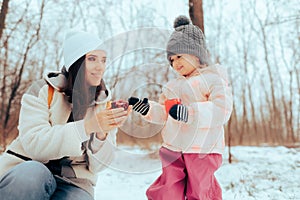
[0,161,56,198]
[12,161,53,183]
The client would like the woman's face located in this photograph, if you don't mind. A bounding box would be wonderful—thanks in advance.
[85,50,107,86]
[170,54,200,77]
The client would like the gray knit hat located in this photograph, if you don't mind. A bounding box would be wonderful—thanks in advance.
[166,15,210,65]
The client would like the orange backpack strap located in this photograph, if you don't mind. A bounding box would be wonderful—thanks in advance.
[47,85,54,109]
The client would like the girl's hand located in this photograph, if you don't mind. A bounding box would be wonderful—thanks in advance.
[128,97,150,115]
[169,104,188,123]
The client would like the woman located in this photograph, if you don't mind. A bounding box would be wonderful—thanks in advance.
[0,30,131,199]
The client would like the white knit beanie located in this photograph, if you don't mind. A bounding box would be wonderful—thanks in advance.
[63,30,102,71]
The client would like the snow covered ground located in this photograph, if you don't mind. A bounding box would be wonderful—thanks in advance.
[95,146,300,200]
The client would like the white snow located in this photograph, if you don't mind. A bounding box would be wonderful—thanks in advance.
[95,146,300,200]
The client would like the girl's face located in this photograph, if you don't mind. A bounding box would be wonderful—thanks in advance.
[170,54,200,77]
[85,50,107,86]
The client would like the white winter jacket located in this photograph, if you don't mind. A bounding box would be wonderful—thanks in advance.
[0,72,117,196]
[144,64,233,154]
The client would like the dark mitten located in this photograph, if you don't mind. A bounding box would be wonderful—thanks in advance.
[169,104,188,123]
[128,97,150,116]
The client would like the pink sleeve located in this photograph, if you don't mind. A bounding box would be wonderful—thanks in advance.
[188,73,233,128]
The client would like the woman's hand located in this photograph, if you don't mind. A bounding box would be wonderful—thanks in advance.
[84,106,132,138]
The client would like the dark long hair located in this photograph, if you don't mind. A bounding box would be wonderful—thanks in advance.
[61,55,105,120]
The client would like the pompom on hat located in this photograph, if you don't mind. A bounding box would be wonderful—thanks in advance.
[63,29,103,71]
[166,15,211,66]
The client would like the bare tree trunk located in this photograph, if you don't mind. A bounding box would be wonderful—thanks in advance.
[227,117,232,164]
[288,71,295,142]
[2,0,45,149]
[231,99,239,145]
[259,103,268,143]
[0,0,9,40]
[276,30,294,143]
[0,40,8,148]
[0,0,10,148]
[189,0,205,34]
[248,87,258,145]
[294,46,300,141]
[252,1,284,144]
[239,70,251,145]
[239,1,259,145]
[260,78,272,143]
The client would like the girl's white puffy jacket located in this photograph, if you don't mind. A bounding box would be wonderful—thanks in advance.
[144,64,233,154]
[0,72,116,196]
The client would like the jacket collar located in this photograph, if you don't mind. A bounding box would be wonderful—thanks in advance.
[44,71,66,92]
[44,71,111,104]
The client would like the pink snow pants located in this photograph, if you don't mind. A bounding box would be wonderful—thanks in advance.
[146,147,222,200]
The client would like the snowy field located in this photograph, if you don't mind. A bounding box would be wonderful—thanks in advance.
[95,146,300,200]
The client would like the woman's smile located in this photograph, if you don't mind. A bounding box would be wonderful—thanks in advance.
[91,73,102,78]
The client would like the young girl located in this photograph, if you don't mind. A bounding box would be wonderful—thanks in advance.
[0,30,131,199]
[129,16,233,200]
